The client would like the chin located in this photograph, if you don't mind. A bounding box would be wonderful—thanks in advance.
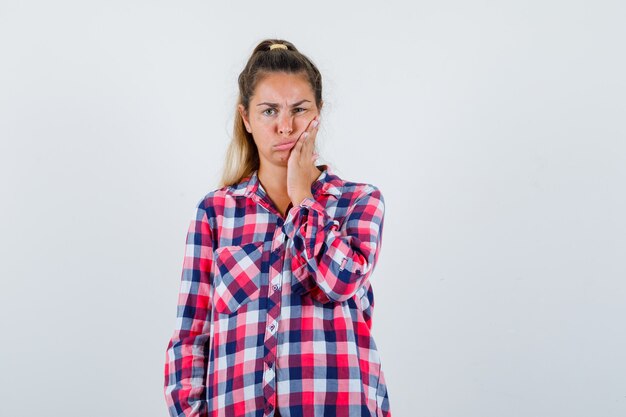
[271,157,290,166]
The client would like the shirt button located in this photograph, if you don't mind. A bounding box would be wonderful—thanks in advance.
[268,319,279,335]
[272,284,280,291]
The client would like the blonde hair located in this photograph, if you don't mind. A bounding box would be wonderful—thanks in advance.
[218,39,324,188]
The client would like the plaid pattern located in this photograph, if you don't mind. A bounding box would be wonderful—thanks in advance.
[164,164,391,417]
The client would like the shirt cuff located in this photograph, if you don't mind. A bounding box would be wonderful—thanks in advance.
[284,197,324,236]
[298,197,323,211]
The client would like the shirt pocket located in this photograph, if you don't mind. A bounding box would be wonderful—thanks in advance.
[213,241,265,315]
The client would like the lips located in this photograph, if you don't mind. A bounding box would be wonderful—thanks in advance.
[274,140,297,151]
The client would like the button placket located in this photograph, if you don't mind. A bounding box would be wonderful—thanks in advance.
[262,222,285,412]
[271,274,282,292]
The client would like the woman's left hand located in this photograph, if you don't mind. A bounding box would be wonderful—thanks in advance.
[287,115,321,206]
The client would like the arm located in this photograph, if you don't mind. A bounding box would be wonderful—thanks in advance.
[164,203,214,417]
[283,186,385,303]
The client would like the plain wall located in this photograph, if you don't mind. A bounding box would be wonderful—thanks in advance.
[1,1,625,416]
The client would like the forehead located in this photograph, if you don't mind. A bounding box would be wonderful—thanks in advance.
[252,72,314,103]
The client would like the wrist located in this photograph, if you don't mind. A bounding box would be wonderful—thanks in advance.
[292,192,314,207]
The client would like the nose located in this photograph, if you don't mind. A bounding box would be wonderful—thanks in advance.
[277,113,294,136]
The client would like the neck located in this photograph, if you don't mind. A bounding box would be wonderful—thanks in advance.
[257,164,323,198]
[257,165,288,197]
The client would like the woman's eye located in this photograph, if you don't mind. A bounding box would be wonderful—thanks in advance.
[263,108,277,116]
[293,107,306,114]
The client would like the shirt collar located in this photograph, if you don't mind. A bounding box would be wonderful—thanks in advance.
[230,164,343,199]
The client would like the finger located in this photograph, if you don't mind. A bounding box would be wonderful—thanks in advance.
[297,117,318,143]
[294,132,306,155]
[292,116,319,163]
[303,117,319,151]
[306,115,319,132]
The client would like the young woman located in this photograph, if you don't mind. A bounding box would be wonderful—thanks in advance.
[164,39,391,417]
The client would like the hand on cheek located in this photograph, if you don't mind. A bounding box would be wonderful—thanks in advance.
[287,116,321,206]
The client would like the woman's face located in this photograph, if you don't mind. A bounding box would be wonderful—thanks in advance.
[239,71,320,169]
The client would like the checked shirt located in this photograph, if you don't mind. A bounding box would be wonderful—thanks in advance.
[164,164,391,417]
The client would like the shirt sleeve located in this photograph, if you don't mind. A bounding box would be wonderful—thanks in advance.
[283,186,385,303]
[164,203,214,417]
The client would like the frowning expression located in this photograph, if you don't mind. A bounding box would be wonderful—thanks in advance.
[239,71,320,168]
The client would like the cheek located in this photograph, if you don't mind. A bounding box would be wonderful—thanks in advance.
[250,120,274,145]
[249,117,267,132]
[294,116,312,132]
[251,116,274,131]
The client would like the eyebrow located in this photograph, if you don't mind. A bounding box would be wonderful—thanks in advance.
[256,99,311,107]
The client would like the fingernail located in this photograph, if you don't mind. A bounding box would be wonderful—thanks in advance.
[312,120,319,128]
[303,132,309,139]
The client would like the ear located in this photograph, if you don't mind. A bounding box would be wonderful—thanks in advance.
[238,104,252,133]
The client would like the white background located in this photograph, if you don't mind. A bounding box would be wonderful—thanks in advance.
[1,1,625,416]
